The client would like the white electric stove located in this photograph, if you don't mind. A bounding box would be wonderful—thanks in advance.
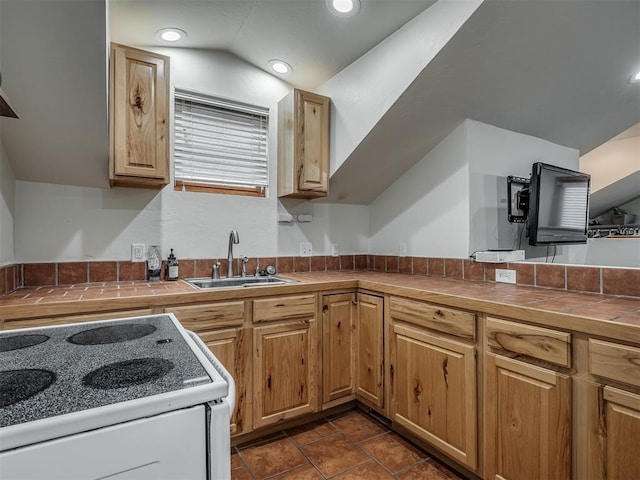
[0,313,235,480]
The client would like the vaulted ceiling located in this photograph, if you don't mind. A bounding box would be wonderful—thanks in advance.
[1,0,638,205]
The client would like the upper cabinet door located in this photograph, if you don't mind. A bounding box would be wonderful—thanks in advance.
[277,88,330,199]
[109,43,169,188]
[296,90,329,192]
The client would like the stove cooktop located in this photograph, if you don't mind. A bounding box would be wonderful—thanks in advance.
[0,315,216,429]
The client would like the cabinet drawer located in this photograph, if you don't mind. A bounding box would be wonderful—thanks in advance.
[389,297,475,339]
[166,302,245,331]
[1,309,154,330]
[589,339,640,388]
[486,317,571,368]
[253,294,316,323]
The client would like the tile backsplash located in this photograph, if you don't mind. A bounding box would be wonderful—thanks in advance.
[1,254,638,298]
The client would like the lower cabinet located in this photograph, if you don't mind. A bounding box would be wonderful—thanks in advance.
[484,353,571,480]
[2,309,153,330]
[588,384,640,479]
[166,301,251,435]
[322,293,356,405]
[390,322,477,470]
[197,328,251,435]
[321,292,384,409]
[355,293,384,408]
[253,317,319,428]
[588,338,640,480]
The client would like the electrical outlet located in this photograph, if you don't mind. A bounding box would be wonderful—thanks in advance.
[399,242,407,257]
[300,243,312,257]
[131,244,145,262]
[331,244,339,257]
[495,268,517,284]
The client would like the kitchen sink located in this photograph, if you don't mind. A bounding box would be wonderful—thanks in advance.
[185,276,298,289]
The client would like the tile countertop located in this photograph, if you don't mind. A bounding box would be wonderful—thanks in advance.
[1,271,639,344]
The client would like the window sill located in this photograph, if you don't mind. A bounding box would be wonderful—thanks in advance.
[174,181,266,197]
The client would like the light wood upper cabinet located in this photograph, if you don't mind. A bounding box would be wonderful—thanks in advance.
[356,293,384,409]
[109,43,169,188]
[390,322,477,470]
[277,89,330,198]
[484,353,571,480]
[322,293,356,405]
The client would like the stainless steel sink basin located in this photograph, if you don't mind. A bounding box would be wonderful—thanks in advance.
[185,276,298,289]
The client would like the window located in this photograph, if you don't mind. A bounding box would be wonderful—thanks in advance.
[174,88,269,196]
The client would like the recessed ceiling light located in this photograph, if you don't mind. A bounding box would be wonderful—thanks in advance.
[268,59,292,75]
[155,28,187,43]
[629,70,640,84]
[326,0,360,17]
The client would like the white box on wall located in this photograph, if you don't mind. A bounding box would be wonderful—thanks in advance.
[475,250,525,263]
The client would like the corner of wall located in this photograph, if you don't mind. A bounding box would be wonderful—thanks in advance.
[0,141,16,265]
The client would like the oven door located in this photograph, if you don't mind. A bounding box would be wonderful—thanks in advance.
[0,405,208,480]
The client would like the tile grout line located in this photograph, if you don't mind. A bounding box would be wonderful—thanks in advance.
[326,412,400,479]
[280,430,330,479]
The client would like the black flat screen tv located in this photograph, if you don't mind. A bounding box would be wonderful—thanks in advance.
[528,162,591,246]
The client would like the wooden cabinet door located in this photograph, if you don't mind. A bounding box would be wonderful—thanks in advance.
[278,88,330,198]
[356,293,384,408]
[109,43,169,187]
[253,319,318,428]
[295,89,329,193]
[198,328,251,436]
[484,353,571,480]
[390,322,477,470]
[322,293,356,404]
[589,384,640,480]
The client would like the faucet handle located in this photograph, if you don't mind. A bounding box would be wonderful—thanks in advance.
[212,261,221,279]
[241,256,249,277]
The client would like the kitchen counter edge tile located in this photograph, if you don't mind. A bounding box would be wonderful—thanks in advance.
[1,271,639,345]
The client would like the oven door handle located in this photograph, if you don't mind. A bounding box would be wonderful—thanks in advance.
[186,330,236,418]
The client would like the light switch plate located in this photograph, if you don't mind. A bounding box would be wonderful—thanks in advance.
[495,268,516,284]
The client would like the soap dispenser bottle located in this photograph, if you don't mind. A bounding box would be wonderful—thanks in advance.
[165,248,179,281]
[147,245,161,281]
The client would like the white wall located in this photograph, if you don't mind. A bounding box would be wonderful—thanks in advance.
[369,121,469,257]
[369,119,584,261]
[466,120,580,261]
[0,143,15,265]
[13,49,370,262]
[317,0,483,176]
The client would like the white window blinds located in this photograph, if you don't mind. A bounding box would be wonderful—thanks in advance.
[174,89,269,193]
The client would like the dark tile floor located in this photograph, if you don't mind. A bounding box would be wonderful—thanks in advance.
[231,409,465,479]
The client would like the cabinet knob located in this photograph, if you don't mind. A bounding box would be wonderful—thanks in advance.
[322,305,329,313]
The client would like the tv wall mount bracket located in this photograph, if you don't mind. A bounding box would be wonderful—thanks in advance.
[507,176,530,223]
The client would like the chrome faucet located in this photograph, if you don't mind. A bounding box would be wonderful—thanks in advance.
[227,230,240,278]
